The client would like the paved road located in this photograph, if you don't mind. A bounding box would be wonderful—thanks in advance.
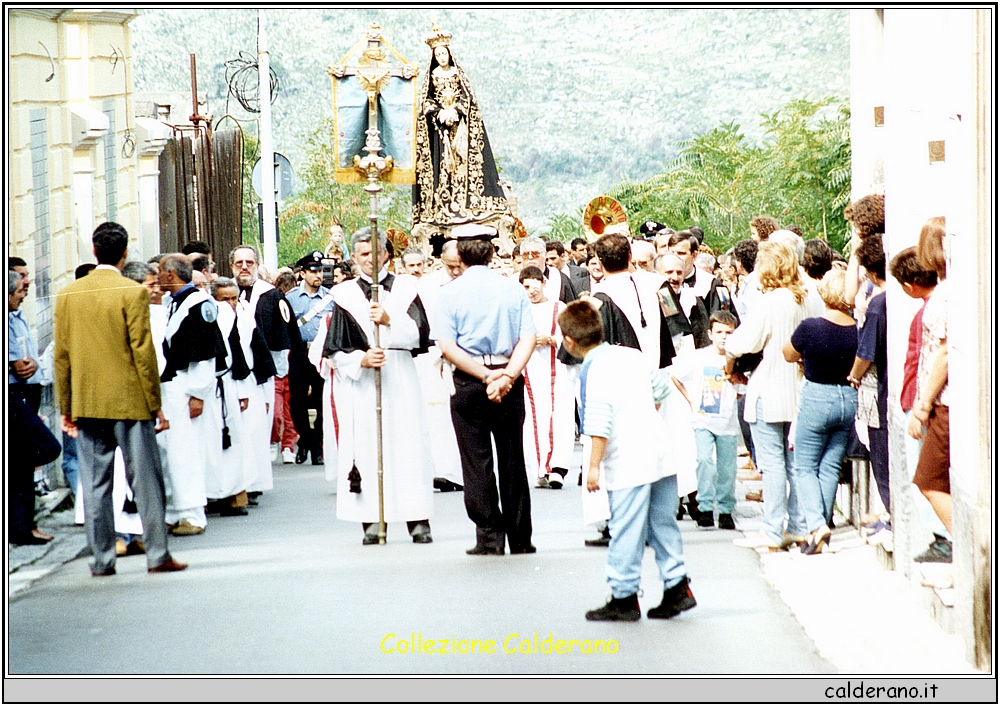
[8,461,833,675]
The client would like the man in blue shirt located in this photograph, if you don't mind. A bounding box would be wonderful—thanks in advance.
[286,250,335,465]
[435,224,538,556]
[8,269,43,413]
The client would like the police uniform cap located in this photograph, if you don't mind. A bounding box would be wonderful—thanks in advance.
[295,250,325,271]
[639,220,666,237]
[450,223,497,241]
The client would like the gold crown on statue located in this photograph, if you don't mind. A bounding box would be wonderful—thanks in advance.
[425,22,452,49]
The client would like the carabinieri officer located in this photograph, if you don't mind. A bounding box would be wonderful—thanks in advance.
[286,250,336,465]
[434,224,537,556]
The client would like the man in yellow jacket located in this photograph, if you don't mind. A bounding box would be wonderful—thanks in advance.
[55,222,186,576]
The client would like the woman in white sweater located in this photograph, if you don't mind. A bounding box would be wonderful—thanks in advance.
[724,241,810,550]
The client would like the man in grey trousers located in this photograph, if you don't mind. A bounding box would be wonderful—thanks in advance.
[54,222,186,576]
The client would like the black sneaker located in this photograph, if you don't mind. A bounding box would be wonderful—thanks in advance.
[914,537,952,563]
[718,513,736,530]
[585,593,641,622]
[647,576,696,619]
[697,512,715,528]
[295,446,309,465]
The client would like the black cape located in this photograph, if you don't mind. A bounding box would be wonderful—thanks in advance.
[322,275,432,359]
[558,292,675,369]
[162,289,228,383]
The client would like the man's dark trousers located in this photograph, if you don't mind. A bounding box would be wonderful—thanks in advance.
[288,346,324,454]
[450,370,532,552]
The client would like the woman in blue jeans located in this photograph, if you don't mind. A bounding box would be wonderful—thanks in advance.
[783,268,858,554]
[725,240,810,551]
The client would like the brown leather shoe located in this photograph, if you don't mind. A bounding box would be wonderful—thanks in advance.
[148,557,188,573]
[125,539,146,556]
[170,520,205,536]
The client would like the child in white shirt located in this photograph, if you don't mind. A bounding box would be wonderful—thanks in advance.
[559,301,696,622]
[671,311,742,530]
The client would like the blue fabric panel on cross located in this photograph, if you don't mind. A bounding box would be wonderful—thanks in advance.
[335,76,415,170]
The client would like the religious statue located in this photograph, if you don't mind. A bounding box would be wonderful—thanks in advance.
[412,23,511,243]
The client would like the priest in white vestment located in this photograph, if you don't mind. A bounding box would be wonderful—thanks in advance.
[317,228,434,545]
[208,278,257,512]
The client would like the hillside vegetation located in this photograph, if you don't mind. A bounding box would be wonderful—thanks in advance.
[131,8,849,250]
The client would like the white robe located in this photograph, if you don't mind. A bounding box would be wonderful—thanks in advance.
[207,303,256,499]
[309,313,340,483]
[73,448,143,536]
[584,271,697,520]
[239,281,278,493]
[160,290,220,526]
[522,298,574,480]
[324,275,433,523]
[414,271,463,486]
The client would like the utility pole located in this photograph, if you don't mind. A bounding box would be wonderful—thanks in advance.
[258,9,278,271]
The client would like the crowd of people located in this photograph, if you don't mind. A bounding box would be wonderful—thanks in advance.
[8,193,954,616]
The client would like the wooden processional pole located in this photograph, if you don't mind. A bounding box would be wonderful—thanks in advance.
[331,24,417,544]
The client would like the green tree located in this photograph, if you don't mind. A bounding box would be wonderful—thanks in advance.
[758,98,851,251]
[240,125,261,246]
[238,119,412,267]
[586,97,851,254]
[542,212,583,243]
[277,119,412,266]
[607,122,770,252]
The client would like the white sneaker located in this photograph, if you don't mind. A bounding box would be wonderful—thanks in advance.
[281,448,296,464]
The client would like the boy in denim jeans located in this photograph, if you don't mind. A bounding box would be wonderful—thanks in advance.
[671,311,742,530]
[559,301,696,621]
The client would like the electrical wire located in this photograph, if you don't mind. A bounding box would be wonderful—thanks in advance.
[225,51,279,114]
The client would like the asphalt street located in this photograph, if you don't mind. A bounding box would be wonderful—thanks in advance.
[8,460,834,675]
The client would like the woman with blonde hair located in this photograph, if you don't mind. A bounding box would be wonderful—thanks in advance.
[783,268,858,554]
[724,241,810,550]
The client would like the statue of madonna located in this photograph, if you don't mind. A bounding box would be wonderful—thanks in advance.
[412,23,510,235]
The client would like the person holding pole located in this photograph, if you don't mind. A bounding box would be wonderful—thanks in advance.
[434,224,537,555]
[319,227,434,545]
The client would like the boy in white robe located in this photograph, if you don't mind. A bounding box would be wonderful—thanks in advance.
[517,266,574,488]
[207,278,258,514]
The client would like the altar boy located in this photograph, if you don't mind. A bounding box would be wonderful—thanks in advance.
[559,301,696,621]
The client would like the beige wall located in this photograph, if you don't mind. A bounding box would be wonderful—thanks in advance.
[8,9,141,331]
[851,7,993,670]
